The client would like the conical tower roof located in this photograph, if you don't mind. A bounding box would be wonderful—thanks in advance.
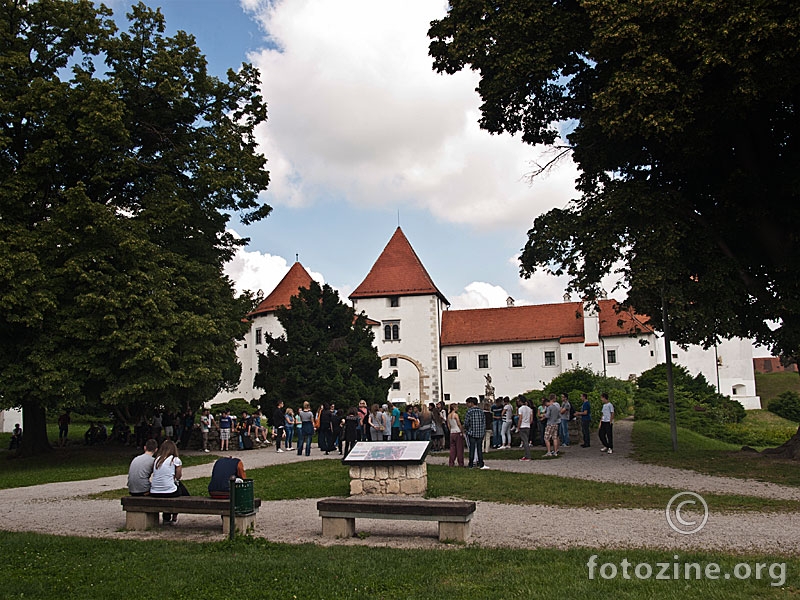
[248,262,314,317]
[350,227,448,304]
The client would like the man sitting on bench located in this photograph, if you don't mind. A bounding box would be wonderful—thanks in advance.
[208,457,247,499]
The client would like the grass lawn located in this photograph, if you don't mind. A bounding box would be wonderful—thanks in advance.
[0,444,215,490]
[755,371,800,408]
[91,460,800,513]
[632,420,800,487]
[0,532,794,599]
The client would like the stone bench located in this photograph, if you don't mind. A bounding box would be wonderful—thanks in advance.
[317,497,476,542]
[121,496,261,535]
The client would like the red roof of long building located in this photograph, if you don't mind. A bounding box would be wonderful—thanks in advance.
[440,300,653,346]
[247,262,314,317]
[349,227,448,304]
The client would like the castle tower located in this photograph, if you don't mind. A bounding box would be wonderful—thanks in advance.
[350,228,449,405]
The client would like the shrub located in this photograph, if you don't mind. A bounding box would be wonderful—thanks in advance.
[541,367,634,426]
[768,391,800,423]
[634,363,747,440]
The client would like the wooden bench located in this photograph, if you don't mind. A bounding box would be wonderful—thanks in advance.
[317,497,476,542]
[121,496,261,535]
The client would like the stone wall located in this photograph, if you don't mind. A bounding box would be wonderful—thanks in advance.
[349,463,427,496]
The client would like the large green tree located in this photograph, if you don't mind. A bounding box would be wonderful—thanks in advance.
[254,282,392,414]
[429,1,800,359]
[0,0,270,455]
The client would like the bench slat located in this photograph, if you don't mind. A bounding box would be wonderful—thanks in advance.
[316,497,475,518]
[121,496,261,515]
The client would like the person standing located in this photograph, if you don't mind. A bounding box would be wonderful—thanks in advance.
[180,409,195,449]
[575,393,592,447]
[389,402,401,441]
[380,404,392,441]
[464,397,489,469]
[517,397,533,461]
[297,402,315,456]
[331,404,343,454]
[218,409,232,452]
[559,393,572,447]
[56,410,71,447]
[367,403,384,443]
[272,401,286,453]
[500,397,514,449]
[491,398,503,449]
[543,394,561,457]
[447,403,465,467]
[537,398,547,446]
[199,408,215,453]
[599,392,615,454]
[284,408,296,451]
[318,402,334,454]
[343,407,361,457]
[127,439,158,495]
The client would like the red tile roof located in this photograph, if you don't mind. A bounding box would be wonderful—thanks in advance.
[247,262,314,317]
[349,227,448,303]
[440,300,653,346]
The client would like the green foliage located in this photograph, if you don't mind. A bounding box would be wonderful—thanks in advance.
[210,398,257,418]
[634,364,746,441]
[768,391,800,423]
[0,1,270,453]
[540,367,633,426]
[254,281,392,414]
[755,371,800,408]
[430,1,800,359]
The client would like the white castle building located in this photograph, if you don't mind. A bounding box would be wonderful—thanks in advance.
[215,227,760,409]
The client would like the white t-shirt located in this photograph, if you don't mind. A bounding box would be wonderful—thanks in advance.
[601,402,615,423]
[518,405,533,428]
[150,456,182,494]
[502,403,514,423]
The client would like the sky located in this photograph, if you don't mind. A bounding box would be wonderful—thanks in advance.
[103,0,597,309]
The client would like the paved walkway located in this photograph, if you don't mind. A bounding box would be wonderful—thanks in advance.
[0,423,797,554]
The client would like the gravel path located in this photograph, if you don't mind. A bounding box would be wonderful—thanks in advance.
[1,422,798,554]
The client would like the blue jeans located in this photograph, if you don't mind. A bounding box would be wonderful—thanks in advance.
[404,429,416,441]
[417,428,431,442]
[468,436,484,468]
[297,425,314,456]
[559,420,570,445]
[492,420,502,447]
[285,426,294,448]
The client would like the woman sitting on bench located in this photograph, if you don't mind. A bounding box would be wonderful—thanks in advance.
[149,440,183,525]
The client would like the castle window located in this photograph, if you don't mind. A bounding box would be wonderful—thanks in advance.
[383,321,400,341]
[255,328,262,345]
[389,296,400,307]
[566,352,573,361]
[392,381,401,390]
[607,349,617,364]
[389,357,398,367]
[478,354,489,369]
[544,351,556,367]
[511,353,523,368]
[447,356,458,370]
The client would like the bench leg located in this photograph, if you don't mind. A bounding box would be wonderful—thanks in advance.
[439,520,471,543]
[126,511,159,531]
[222,512,258,535]
[321,516,355,538]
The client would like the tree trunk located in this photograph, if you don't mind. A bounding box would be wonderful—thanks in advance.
[18,400,53,457]
[761,423,800,460]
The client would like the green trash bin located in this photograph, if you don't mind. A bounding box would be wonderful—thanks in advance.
[233,478,254,515]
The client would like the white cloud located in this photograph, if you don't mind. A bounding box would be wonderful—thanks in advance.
[244,0,579,230]
[224,231,324,297]
[450,282,512,310]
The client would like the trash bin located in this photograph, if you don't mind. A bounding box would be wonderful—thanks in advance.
[233,478,254,515]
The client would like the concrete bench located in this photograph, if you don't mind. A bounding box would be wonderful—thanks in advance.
[317,497,476,542]
[121,496,261,535]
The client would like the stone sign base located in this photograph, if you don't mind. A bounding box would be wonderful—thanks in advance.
[349,463,427,496]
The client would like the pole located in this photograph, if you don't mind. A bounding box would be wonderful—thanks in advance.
[661,294,678,452]
[229,476,236,540]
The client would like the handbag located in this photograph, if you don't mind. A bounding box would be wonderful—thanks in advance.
[175,480,190,496]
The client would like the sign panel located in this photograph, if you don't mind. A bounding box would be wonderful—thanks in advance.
[342,441,430,465]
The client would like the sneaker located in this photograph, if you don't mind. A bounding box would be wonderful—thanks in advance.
[553,451,558,456]
[203,448,210,453]
[607,448,613,454]
[601,447,608,452]
[580,444,589,448]
[544,452,553,457]
[519,457,530,461]
[480,465,490,470]
[277,448,284,453]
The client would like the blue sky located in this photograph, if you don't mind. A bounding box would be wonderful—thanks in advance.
[106,0,590,308]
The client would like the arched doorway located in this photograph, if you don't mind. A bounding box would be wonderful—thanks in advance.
[381,353,429,405]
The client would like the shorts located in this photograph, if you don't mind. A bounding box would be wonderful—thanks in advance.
[220,428,230,441]
[544,423,559,441]
[164,426,173,437]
